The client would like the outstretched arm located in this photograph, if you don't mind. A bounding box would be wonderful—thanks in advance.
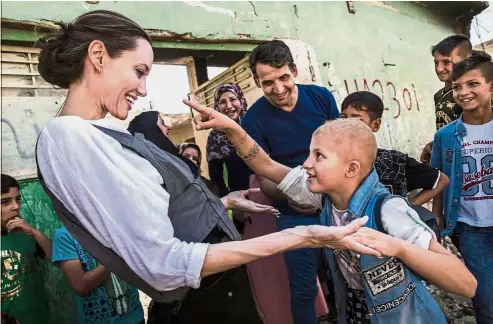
[201,216,380,277]
[184,99,291,184]
[353,228,477,298]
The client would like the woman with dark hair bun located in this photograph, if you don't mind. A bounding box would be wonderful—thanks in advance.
[35,9,379,324]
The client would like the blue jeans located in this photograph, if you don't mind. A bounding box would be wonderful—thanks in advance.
[278,214,324,324]
[456,222,493,324]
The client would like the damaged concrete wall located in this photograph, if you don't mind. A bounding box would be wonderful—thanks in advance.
[1,1,464,178]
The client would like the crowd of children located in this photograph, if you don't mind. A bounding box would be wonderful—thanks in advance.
[2,28,492,324]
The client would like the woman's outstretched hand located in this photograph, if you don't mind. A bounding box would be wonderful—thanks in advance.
[183,99,238,132]
[221,188,280,216]
[287,216,383,257]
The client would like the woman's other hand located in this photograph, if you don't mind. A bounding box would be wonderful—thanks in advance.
[221,188,280,216]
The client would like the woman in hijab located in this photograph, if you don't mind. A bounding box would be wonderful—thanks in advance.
[177,142,221,197]
[177,142,202,170]
[206,83,252,197]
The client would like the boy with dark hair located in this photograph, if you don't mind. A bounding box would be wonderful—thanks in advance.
[185,98,478,324]
[340,91,450,209]
[243,39,340,323]
[1,174,52,324]
[431,54,493,323]
[431,34,472,130]
[421,35,473,164]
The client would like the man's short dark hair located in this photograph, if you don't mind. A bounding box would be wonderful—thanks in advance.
[341,91,384,121]
[452,53,493,82]
[249,40,295,77]
[431,34,472,57]
[1,174,19,194]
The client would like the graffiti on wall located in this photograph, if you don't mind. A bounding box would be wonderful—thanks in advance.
[1,117,41,160]
[322,63,421,119]
[341,78,420,119]
[1,98,62,179]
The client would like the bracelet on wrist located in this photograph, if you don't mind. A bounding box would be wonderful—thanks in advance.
[227,130,247,147]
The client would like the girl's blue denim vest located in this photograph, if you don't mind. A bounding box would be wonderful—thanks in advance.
[322,169,446,324]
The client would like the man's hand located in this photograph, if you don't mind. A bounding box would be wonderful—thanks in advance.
[221,189,279,216]
[288,197,318,215]
[420,141,433,164]
[6,217,36,236]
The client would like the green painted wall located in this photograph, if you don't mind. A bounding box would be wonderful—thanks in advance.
[2,1,455,156]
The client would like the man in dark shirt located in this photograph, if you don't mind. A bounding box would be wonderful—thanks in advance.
[241,40,339,324]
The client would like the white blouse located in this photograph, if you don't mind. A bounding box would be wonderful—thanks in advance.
[37,116,209,291]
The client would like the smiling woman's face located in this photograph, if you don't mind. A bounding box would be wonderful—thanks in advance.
[94,38,154,120]
[218,91,242,121]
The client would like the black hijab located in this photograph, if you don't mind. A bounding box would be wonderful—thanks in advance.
[127,111,199,177]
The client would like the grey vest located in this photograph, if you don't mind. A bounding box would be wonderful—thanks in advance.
[37,125,241,303]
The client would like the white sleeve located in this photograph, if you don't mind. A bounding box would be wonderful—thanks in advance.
[276,166,323,209]
[37,118,208,291]
[381,198,434,249]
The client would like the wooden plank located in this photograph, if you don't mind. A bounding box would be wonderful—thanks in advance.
[189,56,250,94]
[1,45,40,54]
[1,58,38,64]
[2,84,55,89]
[28,53,38,97]
[1,71,40,76]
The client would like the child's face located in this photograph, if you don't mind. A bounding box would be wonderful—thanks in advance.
[434,47,464,83]
[1,187,21,229]
[302,134,347,193]
[452,69,493,112]
[340,105,381,132]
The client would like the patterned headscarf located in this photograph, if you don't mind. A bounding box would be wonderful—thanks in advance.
[206,83,248,162]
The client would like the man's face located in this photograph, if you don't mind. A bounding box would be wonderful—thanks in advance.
[254,63,298,108]
[434,47,466,83]
[452,69,493,112]
[1,187,21,229]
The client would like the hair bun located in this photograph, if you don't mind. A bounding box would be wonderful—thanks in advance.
[35,10,150,90]
[36,21,75,89]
